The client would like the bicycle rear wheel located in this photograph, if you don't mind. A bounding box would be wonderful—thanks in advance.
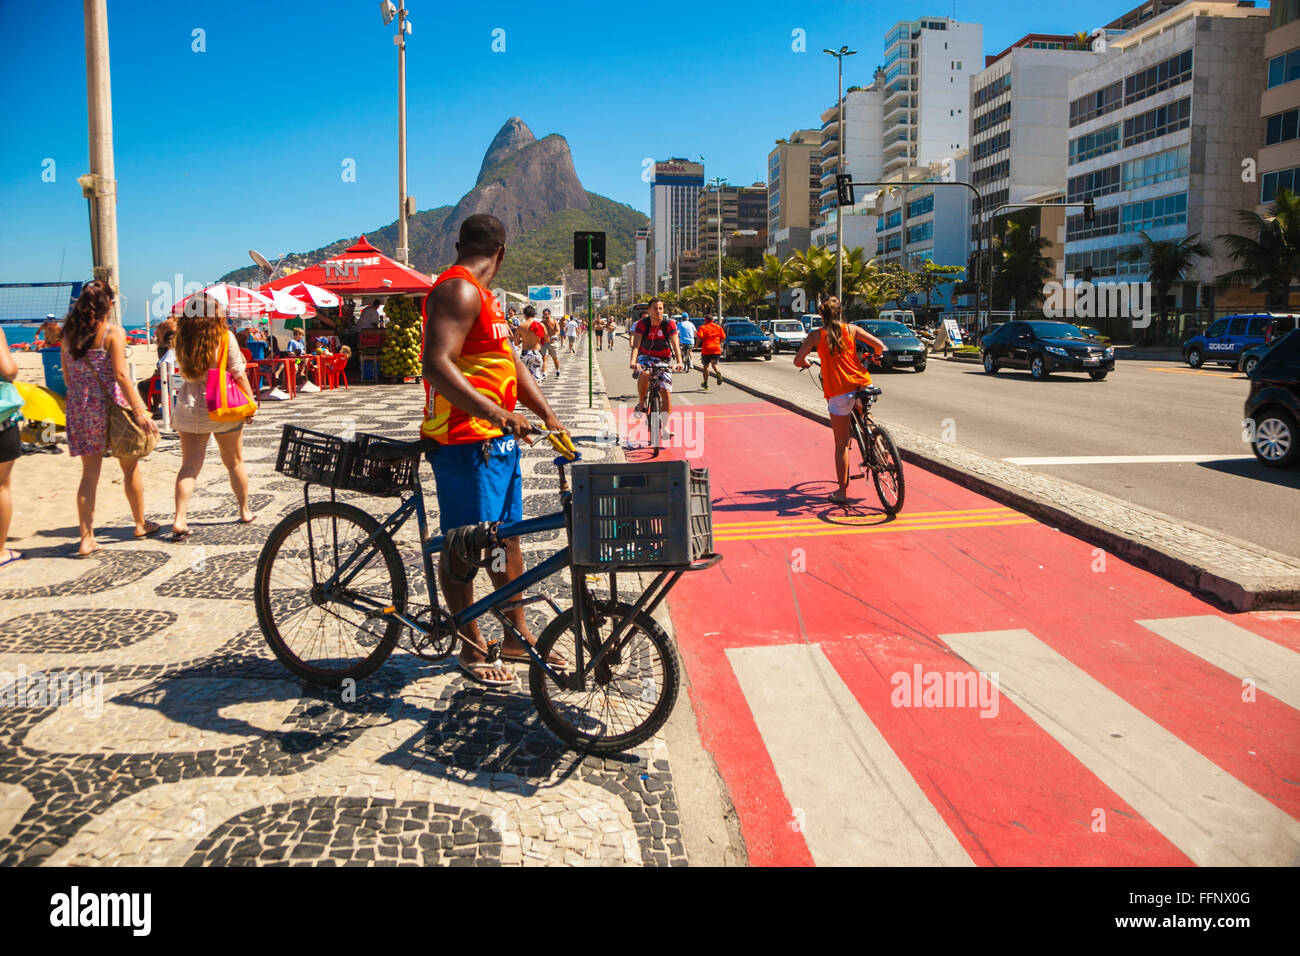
[869,423,905,515]
[254,500,407,686]
[529,601,680,753]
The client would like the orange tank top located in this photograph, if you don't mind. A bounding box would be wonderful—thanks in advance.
[816,324,872,398]
[421,265,518,444]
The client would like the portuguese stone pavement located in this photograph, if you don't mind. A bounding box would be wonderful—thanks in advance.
[0,343,690,866]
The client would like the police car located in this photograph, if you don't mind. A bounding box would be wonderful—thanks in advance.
[1182,314,1300,369]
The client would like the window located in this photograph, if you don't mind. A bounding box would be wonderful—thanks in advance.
[1069,124,1121,164]
[1121,145,1189,190]
[907,221,933,243]
[1228,317,1247,336]
[1069,81,1123,127]
[974,73,1011,108]
[1124,49,1192,104]
[973,101,1012,133]
[907,194,934,217]
[1261,166,1300,203]
[1068,164,1121,202]
[975,130,1010,161]
[973,158,1010,185]
[1266,108,1300,146]
[1120,192,1187,232]
[1267,48,1300,88]
[1067,206,1119,240]
[1122,98,1191,147]
[1248,316,1270,336]
[1206,319,1228,338]
[878,210,902,230]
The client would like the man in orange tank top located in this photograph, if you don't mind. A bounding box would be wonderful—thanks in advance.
[422,214,570,686]
[794,296,886,505]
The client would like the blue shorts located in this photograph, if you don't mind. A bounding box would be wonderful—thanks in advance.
[427,434,523,534]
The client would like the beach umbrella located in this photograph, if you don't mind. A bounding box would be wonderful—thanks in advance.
[171,283,275,318]
[267,288,310,318]
[278,282,340,309]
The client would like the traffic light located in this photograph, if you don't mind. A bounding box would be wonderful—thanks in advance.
[1083,198,1095,223]
[836,174,855,207]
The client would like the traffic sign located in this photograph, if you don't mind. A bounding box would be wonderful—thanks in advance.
[573,232,606,270]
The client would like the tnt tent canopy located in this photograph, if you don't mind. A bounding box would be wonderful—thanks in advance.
[259,235,433,297]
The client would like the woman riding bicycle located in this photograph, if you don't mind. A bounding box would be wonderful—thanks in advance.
[793,296,886,505]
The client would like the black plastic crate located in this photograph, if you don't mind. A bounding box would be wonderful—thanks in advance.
[570,461,712,569]
[274,425,418,497]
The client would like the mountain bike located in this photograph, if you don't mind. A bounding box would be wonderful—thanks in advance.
[804,358,906,515]
[254,423,719,753]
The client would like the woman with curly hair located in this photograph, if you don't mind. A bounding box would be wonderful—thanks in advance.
[61,280,161,555]
[170,295,256,538]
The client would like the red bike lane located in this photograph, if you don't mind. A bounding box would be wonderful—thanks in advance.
[624,399,1300,867]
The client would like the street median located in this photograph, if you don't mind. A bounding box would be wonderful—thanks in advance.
[719,363,1300,612]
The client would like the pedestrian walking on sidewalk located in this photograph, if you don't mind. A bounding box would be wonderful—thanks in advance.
[170,295,257,538]
[61,280,162,555]
[543,309,562,378]
[793,296,885,504]
[695,315,725,389]
[0,326,21,570]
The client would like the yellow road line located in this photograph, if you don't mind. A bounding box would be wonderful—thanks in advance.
[1147,367,1239,379]
[714,517,1038,542]
[714,506,1017,529]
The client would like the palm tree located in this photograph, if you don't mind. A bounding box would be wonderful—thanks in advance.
[1217,188,1300,310]
[846,263,890,318]
[731,269,768,320]
[915,261,965,318]
[992,220,1053,317]
[1124,231,1211,343]
[757,253,794,323]
[787,247,837,309]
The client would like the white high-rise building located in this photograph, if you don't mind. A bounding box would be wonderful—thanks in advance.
[881,16,984,178]
[650,159,704,293]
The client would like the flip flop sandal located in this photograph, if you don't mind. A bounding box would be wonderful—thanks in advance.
[457,657,517,687]
[134,523,162,538]
[500,649,569,668]
[0,549,24,568]
[171,528,193,541]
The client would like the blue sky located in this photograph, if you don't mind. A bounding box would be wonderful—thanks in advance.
[2,0,1118,320]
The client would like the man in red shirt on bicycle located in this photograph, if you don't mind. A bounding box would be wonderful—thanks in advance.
[628,297,683,420]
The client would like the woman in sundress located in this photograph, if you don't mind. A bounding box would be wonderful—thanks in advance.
[170,295,256,538]
[61,280,161,556]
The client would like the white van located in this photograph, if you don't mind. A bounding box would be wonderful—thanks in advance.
[878,309,917,329]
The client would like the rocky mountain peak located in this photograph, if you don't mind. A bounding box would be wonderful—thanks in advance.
[476,117,537,185]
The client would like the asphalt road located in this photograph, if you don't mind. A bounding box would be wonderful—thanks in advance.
[598,340,1300,560]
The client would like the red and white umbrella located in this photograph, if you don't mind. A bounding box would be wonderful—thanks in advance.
[171,283,275,318]
[275,282,340,310]
[266,288,310,318]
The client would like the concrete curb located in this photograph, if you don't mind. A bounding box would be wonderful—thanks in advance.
[721,369,1300,612]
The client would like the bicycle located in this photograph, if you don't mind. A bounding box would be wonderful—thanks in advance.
[632,359,673,456]
[254,423,720,753]
[803,358,906,515]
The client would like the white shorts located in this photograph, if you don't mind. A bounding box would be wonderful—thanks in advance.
[827,390,859,416]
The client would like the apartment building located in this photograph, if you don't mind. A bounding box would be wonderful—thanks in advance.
[967,34,1111,261]
[1259,0,1300,209]
[1062,0,1269,312]
[880,16,984,178]
[766,130,823,258]
[697,183,768,262]
[812,79,886,255]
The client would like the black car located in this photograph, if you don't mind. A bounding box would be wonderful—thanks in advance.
[980,320,1115,381]
[721,320,774,360]
[852,319,928,372]
[1245,329,1300,468]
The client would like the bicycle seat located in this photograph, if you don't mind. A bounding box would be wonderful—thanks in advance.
[856,385,882,398]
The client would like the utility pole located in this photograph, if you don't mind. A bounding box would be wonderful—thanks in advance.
[396,1,410,265]
[824,45,857,303]
[83,0,120,324]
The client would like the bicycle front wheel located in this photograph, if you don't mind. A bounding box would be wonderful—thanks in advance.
[254,500,407,686]
[529,601,680,753]
[648,386,664,453]
[869,424,906,515]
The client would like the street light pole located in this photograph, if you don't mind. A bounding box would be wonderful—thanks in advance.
[824,45,857,303]
[382,1,411,265]
[709,177,727,319]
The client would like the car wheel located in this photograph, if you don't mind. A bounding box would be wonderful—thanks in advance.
[1030,355,1048,380]
[1088,370,1108,381]
[914,362,926,373]
[764,351,773,361]
[1252,408,1299,468]
[1244,355,1259,376]
[1186,347,1203,369]
[982,352,998,374]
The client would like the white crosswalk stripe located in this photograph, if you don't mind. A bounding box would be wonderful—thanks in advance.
[940,627,1300,866]
[1136,616,1300,712]
[727,644,974,867]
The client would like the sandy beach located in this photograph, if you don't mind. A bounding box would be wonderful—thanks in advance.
[6,347,221,556]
